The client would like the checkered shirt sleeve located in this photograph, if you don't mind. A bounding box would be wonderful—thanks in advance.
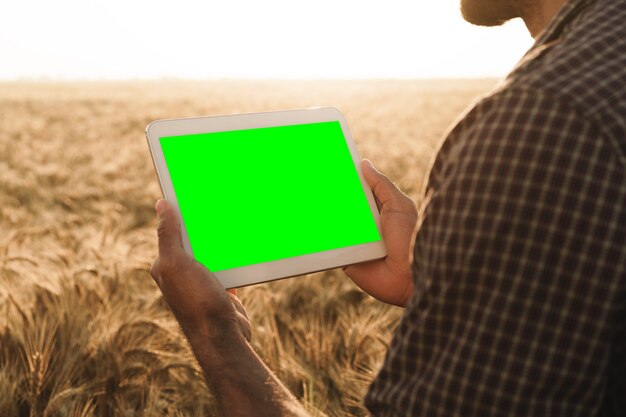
[364,87,626,416]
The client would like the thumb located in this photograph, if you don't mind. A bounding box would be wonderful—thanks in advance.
[361,159,405,208]
[156,199,184,258]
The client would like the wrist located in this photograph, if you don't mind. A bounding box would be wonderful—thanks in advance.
[180,315,246,357]
[181,312,240,338]
[398,277,414,306]
[388,266,414,307]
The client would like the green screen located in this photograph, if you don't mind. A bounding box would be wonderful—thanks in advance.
[160,121,381,272]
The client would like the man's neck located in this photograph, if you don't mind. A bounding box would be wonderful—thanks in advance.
[522,0,569,38]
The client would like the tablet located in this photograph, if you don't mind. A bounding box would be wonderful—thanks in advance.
[146,107,386,288]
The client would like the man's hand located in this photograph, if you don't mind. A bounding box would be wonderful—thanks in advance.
[150,199,251,342]
[149,199,309,417]
[343,160,418,307]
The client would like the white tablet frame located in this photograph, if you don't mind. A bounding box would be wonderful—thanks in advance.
[146,107,386,288]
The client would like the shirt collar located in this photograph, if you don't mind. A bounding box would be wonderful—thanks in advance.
[505,0,595,78]
[532,0,595,46]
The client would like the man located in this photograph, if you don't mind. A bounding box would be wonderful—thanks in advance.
[150,0,626,415]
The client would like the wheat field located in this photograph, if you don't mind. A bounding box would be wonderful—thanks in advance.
[0,79,496,417]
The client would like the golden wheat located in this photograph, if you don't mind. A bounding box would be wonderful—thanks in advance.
[0,80,495,417]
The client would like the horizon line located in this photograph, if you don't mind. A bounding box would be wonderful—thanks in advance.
[0,76,502,83]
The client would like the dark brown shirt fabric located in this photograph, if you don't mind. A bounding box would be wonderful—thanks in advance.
[365,0,626,415]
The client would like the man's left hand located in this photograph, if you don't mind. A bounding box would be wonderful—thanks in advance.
[149,199,250,343]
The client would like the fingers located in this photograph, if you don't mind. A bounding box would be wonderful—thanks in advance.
[236,312,252,343]
[361,159,414,212]
[150,257,163,287]
[155,199,185,260]
[229,292,252,342]
[228,292,249,320]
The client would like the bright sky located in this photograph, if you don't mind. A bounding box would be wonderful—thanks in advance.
[0,0,534,80]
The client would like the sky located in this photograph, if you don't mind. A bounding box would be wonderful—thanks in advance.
[0,0,534,80]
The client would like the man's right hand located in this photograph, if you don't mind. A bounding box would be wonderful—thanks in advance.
[342,160,418,307]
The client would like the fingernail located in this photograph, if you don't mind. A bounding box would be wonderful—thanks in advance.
[155,199,166,217]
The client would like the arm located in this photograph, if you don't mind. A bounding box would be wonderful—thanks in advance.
[150,200,310,417]
[184,327,307,417]
[365,88,625,415]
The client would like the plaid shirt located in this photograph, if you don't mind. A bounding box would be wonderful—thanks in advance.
[365,0,626,415]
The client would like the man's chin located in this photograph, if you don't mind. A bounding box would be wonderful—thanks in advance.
[460,0,517,27]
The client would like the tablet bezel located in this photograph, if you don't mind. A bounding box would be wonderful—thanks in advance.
[146,107,386,288]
